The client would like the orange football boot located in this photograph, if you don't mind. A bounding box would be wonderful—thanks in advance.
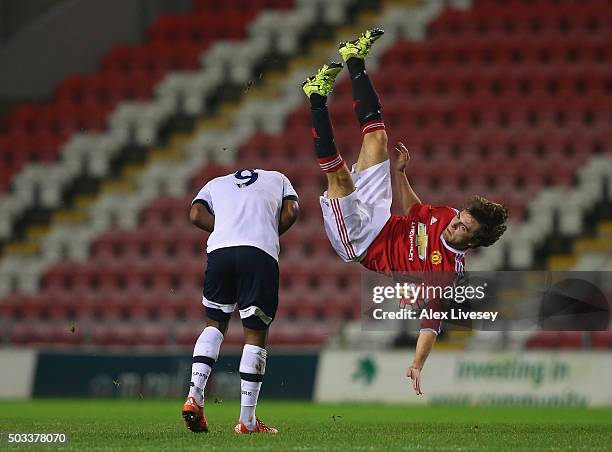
[232,417,278,434]
[182,396,208,433]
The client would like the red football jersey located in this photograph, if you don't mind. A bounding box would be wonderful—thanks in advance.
[361,203,466,274]
[361,204,467,334]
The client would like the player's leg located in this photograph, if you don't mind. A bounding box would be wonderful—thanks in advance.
[303,62,355,199]
[233,246,279,434]
[183,248,235,432]
[188,318,227,405]
[304,62,391,263]
[182,317,225,432]
[233,327,277,433]
[339,28,388,172]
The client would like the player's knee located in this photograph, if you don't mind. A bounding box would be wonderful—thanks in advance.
[334,168,353,186]
[243,325,268,348]
[206,318,229,335]
[327,166,353,187]
[327,167,356,198]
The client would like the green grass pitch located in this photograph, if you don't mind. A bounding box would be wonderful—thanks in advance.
[1,400,611,451]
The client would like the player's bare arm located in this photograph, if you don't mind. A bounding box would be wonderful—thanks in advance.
[189,203,215,233]
[392,141,421,215]
[279,199,299,235]
[407,330,437,395]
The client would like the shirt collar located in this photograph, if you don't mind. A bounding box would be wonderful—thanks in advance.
[440,234,466,256]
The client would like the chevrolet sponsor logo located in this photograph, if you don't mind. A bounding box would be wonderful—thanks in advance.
[417,222,427,261]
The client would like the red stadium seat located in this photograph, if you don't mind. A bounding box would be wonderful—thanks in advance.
[6,0,612,350]
[591,331,612,349]
[10,323,49,345]
[53,325,85,346]
[526,331,584,349]
[0,0,288,192]
[91,324,137,347]
[137,324,167,347]
[174,323,203,347]
[8,322,83,346]
[268,322,331,347]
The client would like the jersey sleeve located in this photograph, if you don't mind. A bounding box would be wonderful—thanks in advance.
[281,174,299,202]
[419,297,443,335]
[408,203,429,218]
[409,204,458,219]
[192,183,214,214]
[441,205,459,217]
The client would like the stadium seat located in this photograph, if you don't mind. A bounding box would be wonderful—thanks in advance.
[9,322,83,346]
[4,0,612,351]
[137,324,168,347]
[268,321,331,346]
[174,323,203,347]
[0,0,293,192]
[525,331,584,349]
[591,331,612,349]
[91,324,137,347]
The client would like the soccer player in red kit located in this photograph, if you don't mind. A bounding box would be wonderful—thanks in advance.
[302,29,508,395]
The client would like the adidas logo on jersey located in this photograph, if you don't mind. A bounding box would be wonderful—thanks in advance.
[430,217,438,225]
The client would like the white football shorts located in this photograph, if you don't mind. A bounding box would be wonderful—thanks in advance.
[320,159,392,262]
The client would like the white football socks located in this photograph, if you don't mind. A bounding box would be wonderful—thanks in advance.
[239,344,267,429]
[188,326,224,405]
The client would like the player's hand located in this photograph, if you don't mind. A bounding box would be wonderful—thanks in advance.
[393,142,410,173]
[406,365,423,395]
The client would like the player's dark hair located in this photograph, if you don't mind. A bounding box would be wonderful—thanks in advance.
[465,195,508,247]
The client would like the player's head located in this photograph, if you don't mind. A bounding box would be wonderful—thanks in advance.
[443,195,508,249]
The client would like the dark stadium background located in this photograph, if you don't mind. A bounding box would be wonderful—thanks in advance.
[1,0,611,429]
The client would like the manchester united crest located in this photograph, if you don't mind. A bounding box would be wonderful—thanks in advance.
[430,250,442,265]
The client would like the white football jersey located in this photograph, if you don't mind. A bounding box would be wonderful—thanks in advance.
[192,169,298,260]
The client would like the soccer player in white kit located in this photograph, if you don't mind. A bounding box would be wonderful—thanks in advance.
[182,168,299,434]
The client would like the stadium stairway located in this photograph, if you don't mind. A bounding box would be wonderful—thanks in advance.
[470,154,612,270]
[548,218,612,270]
[0,0,363,287]
[3,0,612,348]
[0,0,291,205]
[466,196,612,352]
[235,0,612,272]
[2,2,394,344]
[0,0,350,248]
